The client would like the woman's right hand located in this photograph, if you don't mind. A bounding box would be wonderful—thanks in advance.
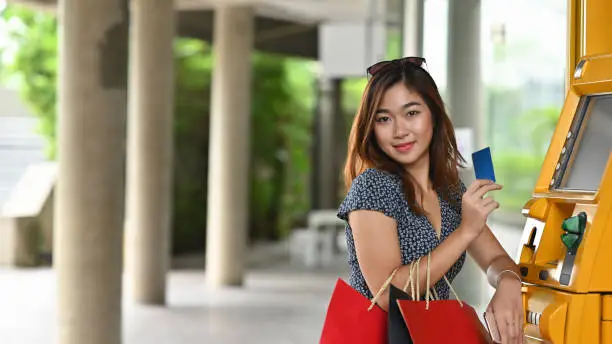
[460,179,503,238]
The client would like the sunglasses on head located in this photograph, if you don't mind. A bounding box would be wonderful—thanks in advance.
[366,56,428,77]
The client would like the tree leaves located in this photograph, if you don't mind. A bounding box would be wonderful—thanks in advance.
[0,5,317,251]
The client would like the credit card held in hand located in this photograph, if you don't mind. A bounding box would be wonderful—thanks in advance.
[472,147,496,182]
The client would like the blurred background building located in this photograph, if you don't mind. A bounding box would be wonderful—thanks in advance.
[0,0,566,343]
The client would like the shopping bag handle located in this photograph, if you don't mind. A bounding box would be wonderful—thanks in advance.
[424,252,463,309]
[402,253,464,309]
[367,265,401,311]
[367,252,465,311]
[398,256,437,303]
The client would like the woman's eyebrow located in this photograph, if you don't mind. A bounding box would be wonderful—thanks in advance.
[402,101,421,108]
[375,101,421,114]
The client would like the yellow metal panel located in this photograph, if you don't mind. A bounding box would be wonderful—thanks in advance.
[523,198,551,221]
[567,0,581,88]
[602,321,612,343]
[534,91,581,194]
[574,80,612,95]
[565,293,601,344]
[522,286,601,343]
[581,0,612,58]
[581,154,612,291]
[572,56,612,93]
[603,295,612,321]
[519,0,612,343]
[533,203,573,268]
[540,301,568,343]
[567,0,612,89]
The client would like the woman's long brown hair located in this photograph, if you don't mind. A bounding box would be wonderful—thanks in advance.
[343,62,466,216]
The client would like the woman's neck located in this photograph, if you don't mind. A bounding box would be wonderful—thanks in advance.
[405,153,432,193]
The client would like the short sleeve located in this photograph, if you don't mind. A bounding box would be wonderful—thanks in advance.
[337,168,403,222]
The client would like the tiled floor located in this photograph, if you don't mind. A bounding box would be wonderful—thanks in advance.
[0,221,523,344]
[0,256,346,344]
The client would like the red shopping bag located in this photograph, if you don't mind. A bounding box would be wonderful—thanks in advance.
[319,268,399,344]
[397,253,493,344]
[398,299,492,343]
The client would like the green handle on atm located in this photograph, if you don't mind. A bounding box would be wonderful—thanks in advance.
[561,212,587,235]
[561,232,580,250]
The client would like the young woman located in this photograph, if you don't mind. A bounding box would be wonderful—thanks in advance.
[337,57,524,344]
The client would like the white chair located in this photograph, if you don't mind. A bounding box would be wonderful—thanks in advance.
[307,210,345,268]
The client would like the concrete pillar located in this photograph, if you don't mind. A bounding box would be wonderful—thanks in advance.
[401,0,425,57]
[55,0,129,343]
[447,0,488,308]
[125,0,175,305]
[205,5,254,287]
[313,77,342,210]
[447,0,484,150]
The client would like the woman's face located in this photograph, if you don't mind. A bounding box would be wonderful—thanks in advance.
[372,82,434,168]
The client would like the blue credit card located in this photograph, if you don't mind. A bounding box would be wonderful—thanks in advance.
[472,147,496,182]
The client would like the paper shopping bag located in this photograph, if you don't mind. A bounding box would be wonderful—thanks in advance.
[398,298,492,344]
[387,284,414,344]
[319,268,400,344]
[396,252,493,344]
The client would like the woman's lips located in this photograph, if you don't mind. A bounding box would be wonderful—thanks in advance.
[393,142,415,152]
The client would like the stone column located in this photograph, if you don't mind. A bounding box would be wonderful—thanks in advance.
[125,0,175,305]
[447,0,484,150]
[401,0,425,57]
[447,0,489,308]
[315,77,341,210]
[205,5,254,287]
[55,0,129,343]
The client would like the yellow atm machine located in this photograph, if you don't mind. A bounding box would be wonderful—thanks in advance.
[517,0,612,343]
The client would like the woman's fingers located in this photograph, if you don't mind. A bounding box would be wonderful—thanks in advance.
[481,196,496,207]
[516,309,525,344]
[508,316,520,344]
[495,311,521,344]
[483,198,500,215]
[488,308,525,344]
[473,182,503,200]
[493,312,508,343]
[466,179,492,195]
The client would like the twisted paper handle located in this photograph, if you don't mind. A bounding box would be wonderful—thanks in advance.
[367,252,465,311]
[368,266,401,311]
[401,256,436,302]
[401,253,464,309]
[424,252,463,309]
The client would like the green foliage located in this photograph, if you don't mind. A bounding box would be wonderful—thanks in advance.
[493,151,546,210]
[341,77,367,130]
[493,106,561,212]
[249,54,315,239]
[172,39,212,253]
[1,6,58,158]
[1,5,315,253]
[514,106,560,156]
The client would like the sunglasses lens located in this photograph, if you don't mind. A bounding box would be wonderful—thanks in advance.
[408,57,426,68]
[416,59,428,71]
[367,62,389,76]
[367,57,427,77]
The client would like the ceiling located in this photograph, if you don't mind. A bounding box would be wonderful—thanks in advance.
[6,0,403,59]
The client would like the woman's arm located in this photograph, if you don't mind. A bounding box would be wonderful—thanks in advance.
[349,210,479,311]
[469,225,524,343]
[467,225,521,288]
[349,179,501,311]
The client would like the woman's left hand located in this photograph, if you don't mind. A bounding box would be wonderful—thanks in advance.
[486,275,524,344]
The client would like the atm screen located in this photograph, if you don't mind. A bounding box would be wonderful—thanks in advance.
[556,94,612,192]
